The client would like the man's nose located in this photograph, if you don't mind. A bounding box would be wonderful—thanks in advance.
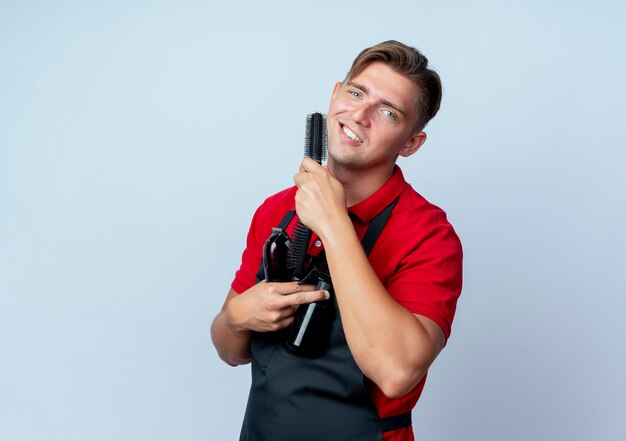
[350,102,373,127]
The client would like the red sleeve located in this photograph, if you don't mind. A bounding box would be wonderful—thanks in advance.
[385,216,463,341]
[231,205,265,295]
[230,187,297,295]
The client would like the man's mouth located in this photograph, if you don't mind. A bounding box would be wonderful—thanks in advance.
[341,124,363,143]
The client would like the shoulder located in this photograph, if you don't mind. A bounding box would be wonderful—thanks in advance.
[248,186,298,237]
[253,186,297,220]
[393,183,461,249]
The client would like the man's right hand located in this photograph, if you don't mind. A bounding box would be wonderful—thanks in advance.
[211,282,330,366]
[227,281,330,333]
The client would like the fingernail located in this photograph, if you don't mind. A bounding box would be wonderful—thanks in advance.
[323,290,330,299]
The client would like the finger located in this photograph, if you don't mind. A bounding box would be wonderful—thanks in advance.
[267,282,316,296]
[293,171,311,188]
[300,157,322,172]
[283,289,331,307]
[293,172,303,188]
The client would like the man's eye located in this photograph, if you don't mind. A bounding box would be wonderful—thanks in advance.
[382,109,396,120]
[349,90,361,98]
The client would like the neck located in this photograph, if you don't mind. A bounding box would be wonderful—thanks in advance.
[329,160,395,207]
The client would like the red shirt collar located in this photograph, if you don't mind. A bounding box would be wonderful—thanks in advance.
[347,165,408,224]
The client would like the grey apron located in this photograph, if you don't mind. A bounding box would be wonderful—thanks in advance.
[239,198,410,441]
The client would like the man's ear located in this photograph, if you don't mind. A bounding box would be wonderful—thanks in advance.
[399,131,427,158]
[331,82,342,98]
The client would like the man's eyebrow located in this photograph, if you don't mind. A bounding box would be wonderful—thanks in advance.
[346,81,407,115]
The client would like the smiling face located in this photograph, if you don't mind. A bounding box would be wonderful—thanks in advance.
[327,62,427,180]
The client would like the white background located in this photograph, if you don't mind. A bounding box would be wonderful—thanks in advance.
[1,1,625,440]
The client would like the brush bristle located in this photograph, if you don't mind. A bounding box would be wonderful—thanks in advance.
[304,112,327,164]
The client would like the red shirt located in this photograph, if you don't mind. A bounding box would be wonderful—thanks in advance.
[232,166,463,440]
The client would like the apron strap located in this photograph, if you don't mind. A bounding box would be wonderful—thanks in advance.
[303,195,400,275]
[360,197,399,256]
[380,411,412,432]
[277,210,297,230]
[256,197,399,282]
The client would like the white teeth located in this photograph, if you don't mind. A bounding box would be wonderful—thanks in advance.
[342,125,362,143]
